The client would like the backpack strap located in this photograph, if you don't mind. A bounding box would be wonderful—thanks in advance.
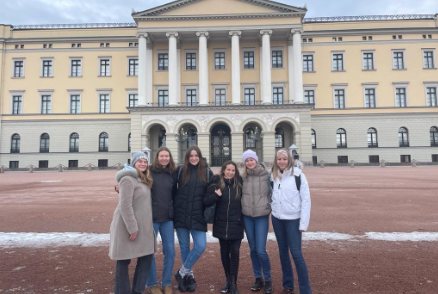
[177,166,183,181]
[207,167,210,183]
[295,174,301,192]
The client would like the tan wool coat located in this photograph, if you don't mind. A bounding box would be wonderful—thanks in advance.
[241,164,271,217]
[109,168,157,260]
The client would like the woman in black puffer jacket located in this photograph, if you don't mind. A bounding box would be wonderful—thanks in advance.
[204,160,243,294]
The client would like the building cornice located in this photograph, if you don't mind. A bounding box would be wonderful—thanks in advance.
[135,12,304,22]
[11,23,136,30]
[304,14,436,23]
[303,27,438,37]
[128,104,311,113]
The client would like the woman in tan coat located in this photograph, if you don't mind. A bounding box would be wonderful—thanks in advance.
[109,151,157,294]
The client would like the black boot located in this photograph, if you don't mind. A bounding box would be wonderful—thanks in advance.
[221,271,231,293]
[251,278,264,292]
[264,280,273,294]
[230,275,239,294]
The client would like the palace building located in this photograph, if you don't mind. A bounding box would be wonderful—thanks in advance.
[0,0,437,169]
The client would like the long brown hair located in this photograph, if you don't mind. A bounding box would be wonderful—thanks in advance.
[150,146,176,173]
[271,149,294,181]
[181,146,207,185]
[135,162,153,188]
[217,160,242,199]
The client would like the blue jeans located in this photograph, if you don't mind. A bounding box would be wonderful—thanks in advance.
[176,228,206,271]
[243,215,271,281]
[146,221,176,288]
[272,216,312,294]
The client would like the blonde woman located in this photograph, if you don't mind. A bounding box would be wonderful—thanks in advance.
[109,152,157,294]
[271,149,312,294]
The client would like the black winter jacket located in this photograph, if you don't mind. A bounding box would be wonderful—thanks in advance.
[173,164,213,232]
[203,175,244,240]
[150,167,177,223]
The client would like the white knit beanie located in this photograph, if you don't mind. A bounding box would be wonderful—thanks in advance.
[242,149,258,163]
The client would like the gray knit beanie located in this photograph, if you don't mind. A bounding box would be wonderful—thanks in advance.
[130,151,150,167]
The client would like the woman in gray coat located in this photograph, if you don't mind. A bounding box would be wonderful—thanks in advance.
[109,151,157,294]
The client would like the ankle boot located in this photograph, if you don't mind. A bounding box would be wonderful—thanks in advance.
[264,280,273,294]
[221,270,230,293]
[251,277,264,292]
[230,276,239,294]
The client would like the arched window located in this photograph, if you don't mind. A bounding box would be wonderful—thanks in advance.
[187,127,198,148]
[311,129,316,149]
[336,128,347,148]
[245,128,256,148]
[431,126,438,146]
[158,127,166,147]
[70,133,79,152]
[399,127,409,147]
[275,127,284,148]
[99,132,109,152]
[128,133,131,151]
[367,128,378,147]
[40,133,50,153]
[11,134,20,153]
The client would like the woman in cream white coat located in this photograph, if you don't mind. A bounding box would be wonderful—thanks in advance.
[109,151,157,294]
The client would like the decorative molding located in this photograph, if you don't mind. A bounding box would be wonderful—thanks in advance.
[231,115,243,130]
[291,29,303,35]
[229,31,242,37]
[142,116,150,128]
[303,14,435,23]
[196,115,211,132]
[262,114,275,130]
[288,113,300,123]
[166,32,179,38]
[196,31,210,38]
[260,30,273,36]
[166,116,178,130]
[136,32,149,39]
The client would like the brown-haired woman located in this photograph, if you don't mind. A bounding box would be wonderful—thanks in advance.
[109,151,156,294]
[203,160,244,294]
[173,146,213,292]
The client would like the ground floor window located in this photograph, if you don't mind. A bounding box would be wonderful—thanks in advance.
[369,155,380,163]
[39,160,49,168]
[400,155,411,163]
[338,156,348,164]
[68,160,78,168]
[9,161,19,169]
[312,156,317,166]
[98,159,108,168]
[432,154,438,162]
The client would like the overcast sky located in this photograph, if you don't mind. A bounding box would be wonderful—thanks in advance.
[1,0,437,25]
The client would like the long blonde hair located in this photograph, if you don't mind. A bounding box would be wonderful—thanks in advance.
[136,165,153,188]
[271,149,294,181]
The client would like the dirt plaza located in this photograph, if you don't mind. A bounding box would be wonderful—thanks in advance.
[1,166,437,294]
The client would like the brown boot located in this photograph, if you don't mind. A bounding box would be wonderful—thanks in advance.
[279,289,295,294]
[163,285,173,294]
[148,285,163,294]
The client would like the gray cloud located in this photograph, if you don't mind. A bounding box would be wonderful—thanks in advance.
[0,0,437,25]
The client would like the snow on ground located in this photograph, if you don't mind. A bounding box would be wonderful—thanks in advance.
[1,231,438,248]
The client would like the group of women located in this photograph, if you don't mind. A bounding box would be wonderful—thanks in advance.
[109,145,312,294]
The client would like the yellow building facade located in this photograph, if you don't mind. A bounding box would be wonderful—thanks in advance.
[0,0,437,169]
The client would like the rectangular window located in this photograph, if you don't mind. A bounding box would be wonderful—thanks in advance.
[186,53,196,70]
[14,61,24,78]
[42,60,53,77]
[423,51,435,69]
[129,94,138,107]
[244,51,255,69]
[312,156,318,166]
[129,59,138,76]
[70,95,81,114]
[334,89,345,109]
[12,95,22,115]
[393,52,405,69]
[158,90,169,107]
[186,89,197,106]
[71,59,82,77]
[332,53,344,71]
[39,160,49,168]
[98,159,108,168]
[215,52,225,70]
[158,53,169,70]
[9,161,19,169]
[215,89,226,106]
[68,160,78,168]
[244,88,256,105]
[99,94,110,113]
[338,156,348,164]
[395,87,407,107]
[41,95,52,114]
[362,53,374,70]
[364,88,376,108]
[369,155,380,163]
[432,154,438,162]
[272,87,284,104]
[400,155,411,163]
[303,55,314,72]
[304,90,315,108]
[272,50,283,68]
[426,87,437,107]
[100,59,110,76]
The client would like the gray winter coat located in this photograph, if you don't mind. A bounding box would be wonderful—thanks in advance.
[109,169,157,260]
[241,164,271,217]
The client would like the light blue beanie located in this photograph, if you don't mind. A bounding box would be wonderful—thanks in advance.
[242,149,258,163]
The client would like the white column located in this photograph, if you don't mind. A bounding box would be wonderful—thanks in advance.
[146,44,153,105]
[230,31,241,105]
[177,47,181,104]
[137,33,148,106]
[287,40,295,103]
[259,45,264,104]
[196,32,209,106]
[260,30,273,105]
[166,32,178,106]
[292,29,304,103]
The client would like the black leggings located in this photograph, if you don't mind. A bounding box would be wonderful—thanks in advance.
[115,254,153,294]
[219,238,242,279]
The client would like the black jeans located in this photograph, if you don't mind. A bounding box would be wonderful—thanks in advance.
[219,239,242,280]
[114,254,153,294]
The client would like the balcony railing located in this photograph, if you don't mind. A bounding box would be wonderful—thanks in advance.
[40,148,50,153]
[10,148,20,153]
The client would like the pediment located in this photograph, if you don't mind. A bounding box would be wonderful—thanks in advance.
[133,0,306,20]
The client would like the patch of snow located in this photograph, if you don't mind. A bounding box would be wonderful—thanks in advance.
[365,232,438,242]
[40,180,63,183]
[13,266,25,271]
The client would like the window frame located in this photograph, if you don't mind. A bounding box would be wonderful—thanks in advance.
[362,50,375,71]
[184,87,198,106]
[302,52,315,72]
[99,132,109,152]
[40,133,50,153]
[422,49,436,69]
[392,50,406,70]
[185,50,197,71]
[398,127,409,147]
[69,57,83,77]
[127,90,138,108]
[39,90,53,114]
[242,48,256,70]
[41,57,54,78]
[69,132,79,152]
[10,91,24,115]
[430,126,438,146]
[275,127,285,148]
[272,84,285,105]
[271,47,284,69]
[311,129,317,149]
[331,51,345,71]
[127,56,139,76]
[11,133,20,153]
[68,90,82,114]
[242,85,257,105]
[336,128,347,148]
[157,51,169,71]
[363,84,378,108]
[213,49,226,70]
[393,83,409,108]
[367,127,378,148]
[97,89,111,114]
[12,58,25,78]
[424,83,438,107]
[212,84,228,106]
[332,85,347,109]
[98,56,111,77]
[156,86,169,107]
